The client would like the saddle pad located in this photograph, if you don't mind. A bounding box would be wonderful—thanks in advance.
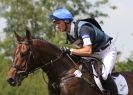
[113,74,128,95]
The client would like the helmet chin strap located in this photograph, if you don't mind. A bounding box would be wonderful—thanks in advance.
[64,20,70,32]
[64,22,68,32]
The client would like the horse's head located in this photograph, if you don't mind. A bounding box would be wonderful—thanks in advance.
[7,30,37,86]
[7,29,78,87]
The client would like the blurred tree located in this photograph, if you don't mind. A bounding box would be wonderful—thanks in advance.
[0,0,116,57]
[116,59,133,72]
[116,51,122,63]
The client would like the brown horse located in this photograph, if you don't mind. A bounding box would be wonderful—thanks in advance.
[7,30,133,95]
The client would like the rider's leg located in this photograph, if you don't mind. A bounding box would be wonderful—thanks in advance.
[101,44,118,95]
[102,74,118,95]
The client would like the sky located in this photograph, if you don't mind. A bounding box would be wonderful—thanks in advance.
[0,0,133,61]
[101,0,133,61]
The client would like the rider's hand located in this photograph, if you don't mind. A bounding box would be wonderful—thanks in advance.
[61,47,71,54]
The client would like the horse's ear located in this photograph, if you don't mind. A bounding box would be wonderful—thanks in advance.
[14,31,22,42]
[26,28,32,40]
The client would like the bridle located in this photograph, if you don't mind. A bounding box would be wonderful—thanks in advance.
[11,41,34,76]
[11,40,64,77]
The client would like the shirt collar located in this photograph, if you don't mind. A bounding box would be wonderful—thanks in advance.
[69,22,75,38]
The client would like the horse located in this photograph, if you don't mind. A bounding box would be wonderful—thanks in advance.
[7,30,133,95]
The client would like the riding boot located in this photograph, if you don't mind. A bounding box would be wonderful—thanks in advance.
[102,74,118,95]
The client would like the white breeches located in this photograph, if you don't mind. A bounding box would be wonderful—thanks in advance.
[93,43,117,80]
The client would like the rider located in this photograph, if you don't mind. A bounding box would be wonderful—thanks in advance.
[49,8,118,95]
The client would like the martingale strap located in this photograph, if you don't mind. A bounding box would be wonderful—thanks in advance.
[65,54,96,86]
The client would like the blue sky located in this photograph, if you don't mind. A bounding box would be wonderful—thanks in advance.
[0,0,133,61]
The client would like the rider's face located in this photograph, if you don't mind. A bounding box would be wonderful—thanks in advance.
[54,20,66,32]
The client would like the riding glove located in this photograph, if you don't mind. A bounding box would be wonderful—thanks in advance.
[61,47,71,54]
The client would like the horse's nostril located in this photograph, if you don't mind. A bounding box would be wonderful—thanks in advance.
[7,78,16,86]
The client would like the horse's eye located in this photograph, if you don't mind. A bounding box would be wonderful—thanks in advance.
[20,52,28,58]
[20,53,24,57]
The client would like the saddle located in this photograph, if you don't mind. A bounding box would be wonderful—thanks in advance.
[78,57,129,95]
[69,55,128,95]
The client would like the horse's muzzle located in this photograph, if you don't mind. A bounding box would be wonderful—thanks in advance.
[7,77,17,86]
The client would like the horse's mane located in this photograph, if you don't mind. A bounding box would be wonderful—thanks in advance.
[22,35,48,44]
[32,36,44,41]
[24,36,61,51]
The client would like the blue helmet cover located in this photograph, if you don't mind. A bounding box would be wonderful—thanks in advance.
[50,8,73,21]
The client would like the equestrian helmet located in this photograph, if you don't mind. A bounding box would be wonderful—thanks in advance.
[49,8,73,22]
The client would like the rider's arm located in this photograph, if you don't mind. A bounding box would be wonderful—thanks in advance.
[70,45,92,57]
[70,25,94,57]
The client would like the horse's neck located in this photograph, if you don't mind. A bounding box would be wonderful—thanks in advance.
[33,39,74,78]
[44,56,75,78]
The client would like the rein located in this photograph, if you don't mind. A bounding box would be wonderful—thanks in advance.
[41,52,63,68]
